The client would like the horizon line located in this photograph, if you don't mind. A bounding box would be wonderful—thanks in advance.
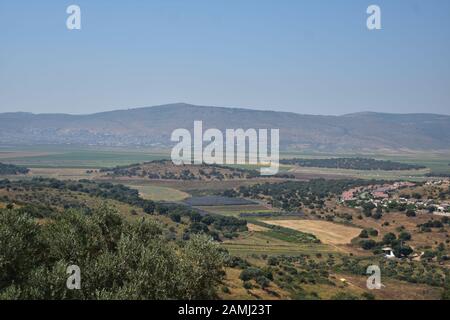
[1,102,449,117]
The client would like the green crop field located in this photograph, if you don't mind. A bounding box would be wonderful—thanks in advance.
[222,231,337,256]
[279,151,450,178]
[0,146,169,168]
[193,204,276,217]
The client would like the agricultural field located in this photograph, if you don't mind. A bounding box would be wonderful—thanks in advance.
[262,220,362,245]
[287,166,430,181]
[281,151,450,178]
[0,147,168,168]
[28,167,98,180]
[222,230,335,256]
[125,184,190,202]
[184,196,257,206]
[195,205,276,217]
[179,195,279,217]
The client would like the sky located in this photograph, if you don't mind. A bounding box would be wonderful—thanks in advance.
[0,0,449,115]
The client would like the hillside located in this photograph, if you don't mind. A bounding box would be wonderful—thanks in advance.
[1,104,449,152]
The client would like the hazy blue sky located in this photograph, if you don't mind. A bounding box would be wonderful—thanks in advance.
[1,0,449,115]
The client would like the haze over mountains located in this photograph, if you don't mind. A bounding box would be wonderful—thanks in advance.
[1,103,449,152]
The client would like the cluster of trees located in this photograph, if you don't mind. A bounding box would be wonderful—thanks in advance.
[184,212,248,241]
[231,254,340,299]
[263,254,341,299]
[0,206,225,299]
[359,231,413,257]
[101,160,295,181]
[417,219,446,232]
[360,202,383,219]
[232,179,380,212]
[425,172,450,178]
[280,158,425,171]
[101,160,263,181]
[357,199,421,220]
[138,202,247,241]
[0,163,29,175]
[358,228,379,238]
[337,255,448,289]
[239,267,273,289]
[0,178,157,214]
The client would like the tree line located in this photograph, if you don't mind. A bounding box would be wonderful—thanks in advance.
[280,158,425,171]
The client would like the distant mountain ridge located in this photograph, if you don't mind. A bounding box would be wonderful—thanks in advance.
[1,103,449,152]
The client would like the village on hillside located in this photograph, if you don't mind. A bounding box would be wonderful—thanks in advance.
[340,179,450,216]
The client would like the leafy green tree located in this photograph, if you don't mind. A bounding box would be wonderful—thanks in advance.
[359,229,369,238]
[382,232,397,245]
[0,207,225,300]
[142,200,155,214]
[0,209,42,285]
[360,239,377,250]
[398,231,412,241]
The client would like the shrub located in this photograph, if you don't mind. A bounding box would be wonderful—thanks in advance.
[255,276,270,288]
[267,256,279,266]
[360,239,377,250]
[243,281,252,289]
[240,267,264,281]
[169,212,181,223]
[382,233,396,244]
[398,231,412,241]
[359,230,369,238]
[406,209,416,217]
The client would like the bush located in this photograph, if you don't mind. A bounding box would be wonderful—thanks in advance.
[360,239,377,250]
[393,245,413,257]
[221,286,230,294]
[267,256,279,266]
[169,212,181,223]
[398,231,412,241]
[361,292,376,300]
[422,250,436,261]
[255,276,270,288]
[359,230,369,238]
[372,212,382,220]
[382,233,396,245]
[243,281,252,289]
[240,267,264,281]
[142,201,155,214]
[406,209,416,217]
